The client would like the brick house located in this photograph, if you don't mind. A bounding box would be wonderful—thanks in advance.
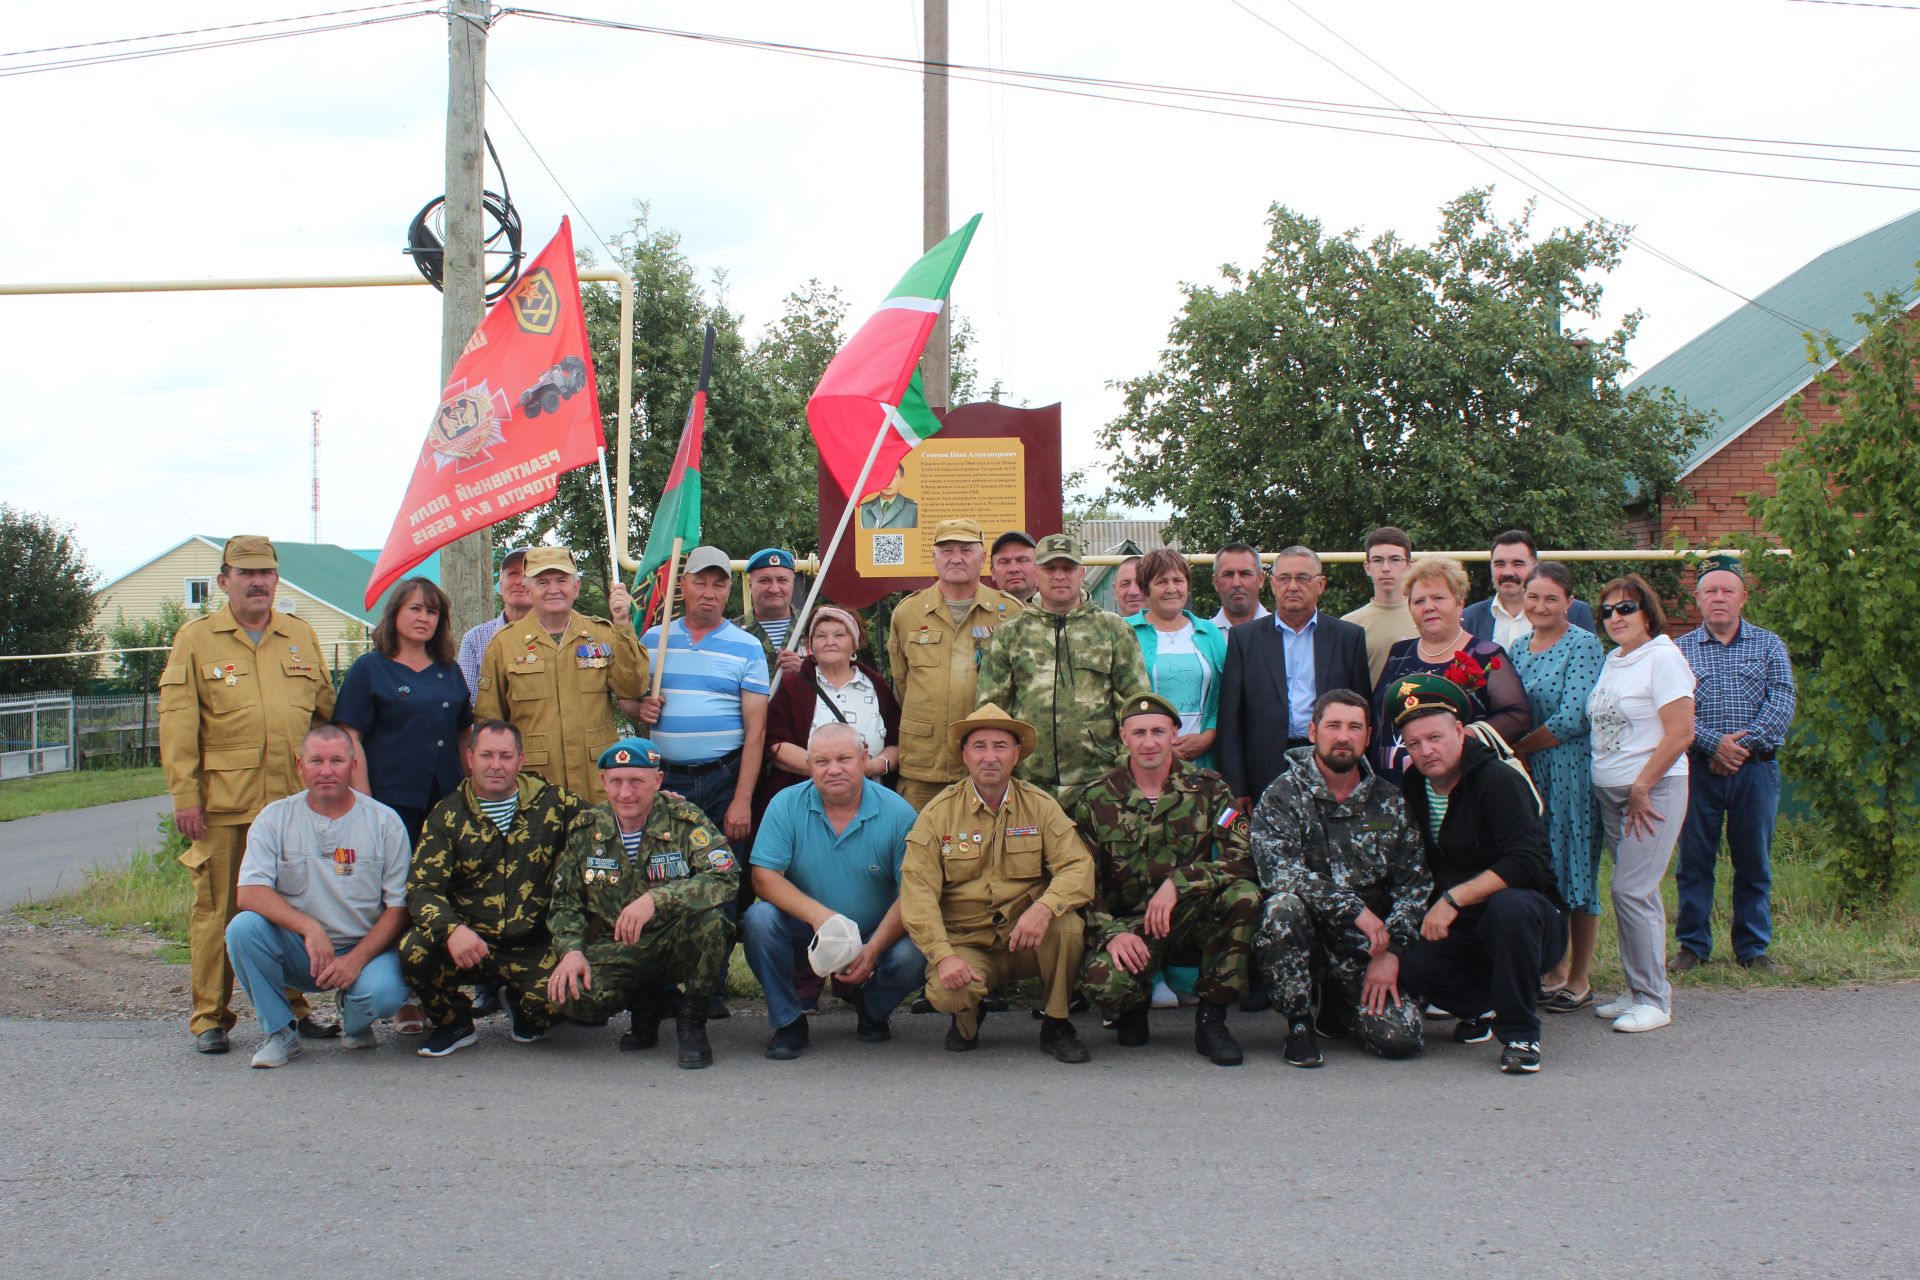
[1628,207,1920,549]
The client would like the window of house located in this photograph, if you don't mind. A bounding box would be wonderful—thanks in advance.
[185,577,211,606]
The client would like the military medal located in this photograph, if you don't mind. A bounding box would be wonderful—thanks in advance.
[972,626,988,640]
[332,847,356,876]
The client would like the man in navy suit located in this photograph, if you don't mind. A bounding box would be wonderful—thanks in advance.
[1463,530,1595,650]
[1217,546,1371,811]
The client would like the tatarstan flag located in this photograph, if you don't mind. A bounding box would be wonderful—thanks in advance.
[807,214,981,501]
[631,323,713,631]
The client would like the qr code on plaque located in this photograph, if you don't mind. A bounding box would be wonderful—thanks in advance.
[872,534,906,566]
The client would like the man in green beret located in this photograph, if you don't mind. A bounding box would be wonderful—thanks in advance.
[1072,694,1261,1066]
[545,736,739,1068]
[1392,674,1567,1074]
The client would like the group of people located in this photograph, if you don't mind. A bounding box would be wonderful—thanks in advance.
[157,520,1796,1075]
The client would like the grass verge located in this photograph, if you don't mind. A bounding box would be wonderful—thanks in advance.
[14,814,193,946]
[0,767,167,822]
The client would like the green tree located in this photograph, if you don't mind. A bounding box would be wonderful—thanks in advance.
[104,599,197,691]
[0,506,100,695]
[1742,284,1920,903]
[1099,190,1710,612]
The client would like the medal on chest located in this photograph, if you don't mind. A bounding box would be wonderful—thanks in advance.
[331,847,356,876]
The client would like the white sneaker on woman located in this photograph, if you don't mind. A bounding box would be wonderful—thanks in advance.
[1594,993,1635,1019]
[1611,1003,1672,1033]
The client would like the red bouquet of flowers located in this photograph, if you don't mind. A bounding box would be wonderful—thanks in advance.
[1442,648,1502,694]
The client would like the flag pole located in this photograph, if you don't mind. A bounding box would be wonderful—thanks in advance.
[650,537,684,699]
[771,412,894,697]
[596,446,620,588]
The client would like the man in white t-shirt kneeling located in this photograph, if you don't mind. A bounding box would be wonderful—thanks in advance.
[225,725,413,1068]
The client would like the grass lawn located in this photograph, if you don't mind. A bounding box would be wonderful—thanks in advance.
[0,767,167,822]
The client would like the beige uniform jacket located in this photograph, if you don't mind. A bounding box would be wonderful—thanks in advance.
[887,584,1022,784]
[157,605,335,825]
[473,611,649,802]
[899,777,1094,965]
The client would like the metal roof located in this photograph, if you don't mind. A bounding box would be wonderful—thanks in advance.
[1628,206,1920,477]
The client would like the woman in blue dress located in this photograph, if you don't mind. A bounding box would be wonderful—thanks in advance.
[1509,561,1606,1013]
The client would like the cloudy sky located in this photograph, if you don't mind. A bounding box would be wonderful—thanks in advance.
[5,0,1917,581]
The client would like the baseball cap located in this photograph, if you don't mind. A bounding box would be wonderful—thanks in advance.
[1034,533,1084,566]
[807,914,865,976]
[991,529,1036,556]
[682,546,732,577]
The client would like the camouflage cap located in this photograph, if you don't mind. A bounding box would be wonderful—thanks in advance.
[931,518,985,546]
[1034,533,1083,566]
[597,736,664,770]
[523,546,579,577]
[1387,672,1471,728]
[948,701,1038,761]
[1121,691,1182,725]
[222,535,277,570]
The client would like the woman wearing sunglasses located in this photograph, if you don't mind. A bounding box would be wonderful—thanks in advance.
[1586,575,1696,1033]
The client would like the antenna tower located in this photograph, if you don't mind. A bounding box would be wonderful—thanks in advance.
[310,409,321,541]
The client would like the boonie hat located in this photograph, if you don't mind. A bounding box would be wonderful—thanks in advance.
[930,518,984,545]
[807,914,865,977]
[947,702,1038,761]
[746,548,796,574]
[1387,673,1472,729]
[523,547,579,577]
[682,545,732,578]
[1034,533,1083,566]
[597,737,664,770]
[222,535,278,570]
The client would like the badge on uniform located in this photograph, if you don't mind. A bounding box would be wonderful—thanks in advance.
[972,625,989,640]
[332,848,356,876]
[396,685,411,698]
[940,836,954,856]
[586,854,620,883]
[1006,825,1039,837]
[647,851,691,881]
[707,849,735,872]
[971,831,983,844]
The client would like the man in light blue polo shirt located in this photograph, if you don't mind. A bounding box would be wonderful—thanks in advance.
[742,722,923,1059]
[636,545,770,842]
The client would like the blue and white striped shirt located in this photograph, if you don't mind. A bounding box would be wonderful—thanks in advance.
[1675,620,1797,756]
[637,618,771,765]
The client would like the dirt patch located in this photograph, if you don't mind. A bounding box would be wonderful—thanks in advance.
[0,921,200,1022]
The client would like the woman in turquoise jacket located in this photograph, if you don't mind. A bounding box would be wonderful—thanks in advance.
[1124,547,1229,772]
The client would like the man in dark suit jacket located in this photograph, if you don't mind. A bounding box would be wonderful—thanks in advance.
[1217,546,1371,809]
[1463,530,1595,648]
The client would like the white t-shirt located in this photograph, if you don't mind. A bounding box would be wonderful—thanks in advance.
[237,791,411,950]
[1150,623,1211,736]
[1210,603,1270,629]
[1588,634,1695,788]
[810,667,889,758]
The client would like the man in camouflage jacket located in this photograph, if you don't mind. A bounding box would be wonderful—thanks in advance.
[401,721,595,1057]
[546,737,739,1068]
[976,534,1150,797]
[1251,691,1430,1068]
[1071,694,1260,1067]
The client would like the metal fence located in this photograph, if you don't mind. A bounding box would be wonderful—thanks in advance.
[0,692,76,778]
[74,693,161,770]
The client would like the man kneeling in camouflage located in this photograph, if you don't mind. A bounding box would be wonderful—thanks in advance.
[1252,690,1430,1068]
[403,720,592,1058]
[1073,694,1261,1066]
[545,737,739,1068]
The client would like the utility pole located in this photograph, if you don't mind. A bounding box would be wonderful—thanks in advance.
[922,0,951,410]
[439,0,492,635]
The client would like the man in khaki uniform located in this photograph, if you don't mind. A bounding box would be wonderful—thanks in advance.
[474,546,647,803]
[887,518,1022,810]
[159,535,336,1054]
[900,704,1094,1062]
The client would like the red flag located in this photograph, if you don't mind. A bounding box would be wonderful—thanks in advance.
[363,218,604,607]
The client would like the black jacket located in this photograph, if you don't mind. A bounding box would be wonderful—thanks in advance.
[1217,611,1370,802]
[1400,738,1563,911]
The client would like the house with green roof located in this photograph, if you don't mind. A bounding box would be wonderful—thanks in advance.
[1628,207,1920,548]
[93,536,442,675]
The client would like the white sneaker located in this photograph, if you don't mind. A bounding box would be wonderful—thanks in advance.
[1149,977,1180,1009]
[1611,1003,1673,1033]
[341,1026,378,1051]
[249,1026,303,1068]
[1594,993,1634,1019]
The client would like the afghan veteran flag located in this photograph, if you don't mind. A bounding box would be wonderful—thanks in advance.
[364,218,605,608]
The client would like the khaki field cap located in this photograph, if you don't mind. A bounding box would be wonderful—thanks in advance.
[930,518,985,545]
[222,536,278,570]
[523,546,579,577]
[807,914,865,977]
[1034,533,1083,566]
[682,545,733,577]
[948,702,1038,761]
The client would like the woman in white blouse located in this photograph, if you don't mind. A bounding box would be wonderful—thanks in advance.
[759,606,901,804]
[1587,574,1695,1034]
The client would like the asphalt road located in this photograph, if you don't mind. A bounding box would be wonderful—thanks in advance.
[3,984,1915,1277]
[0,794,172,909]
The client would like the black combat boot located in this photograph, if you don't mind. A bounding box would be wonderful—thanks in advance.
[1282,1017,1323,1068]
[1114,1005,1151,1047]
[1194,1001,1243,1066]
[676,1007,713,1069]
[618,990,661,1051]
[1039,1016,1090,1064]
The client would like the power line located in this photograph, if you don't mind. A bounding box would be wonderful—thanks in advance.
[1786,0,1920,10]
[482,82,618,267]
[0,9,439,78]
[0,2,431,58]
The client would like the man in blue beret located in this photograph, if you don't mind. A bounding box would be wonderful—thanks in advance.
[545,736,740,1067]
[737,546,806,679]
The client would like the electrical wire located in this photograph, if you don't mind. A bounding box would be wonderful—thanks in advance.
[0,9,439,78]
[0,2,432,57]
[483,81,619,267]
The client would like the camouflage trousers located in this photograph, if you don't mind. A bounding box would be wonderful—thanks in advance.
[557,906,736,1024]
[1081,878,1261,1009]
[1255,893,1424,1059]
[399,926,560,1030]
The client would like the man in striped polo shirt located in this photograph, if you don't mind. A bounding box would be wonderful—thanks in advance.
[635,546,770,843]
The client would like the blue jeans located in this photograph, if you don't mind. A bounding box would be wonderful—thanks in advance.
[740,900,924,1029]
[1676,760,1779,961]
[664,760,740,833]
[225,911,409,1036]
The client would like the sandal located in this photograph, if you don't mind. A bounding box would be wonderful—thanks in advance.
[1542,987,1594,1013]
[393,1002,428,1035]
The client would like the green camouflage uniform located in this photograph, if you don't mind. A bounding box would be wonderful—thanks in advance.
[1251,746,1431,1058]
[1071,760,1261,1008]
[399,774,593,1029]
[735,608,800,679]
[975,597,1151,795]
[548,796,739,1023]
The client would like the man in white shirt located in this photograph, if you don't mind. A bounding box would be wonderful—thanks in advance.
[1209,542,1270,629]
[224,725,412,1068]
[1463,529,1595,649]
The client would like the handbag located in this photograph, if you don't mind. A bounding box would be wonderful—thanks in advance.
[1464,721,1544,816]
